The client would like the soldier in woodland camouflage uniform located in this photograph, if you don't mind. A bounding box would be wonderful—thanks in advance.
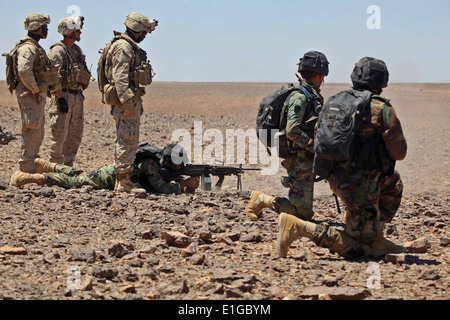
[9,13,67,185]
[48,16,91,166]
[10,144,200,194]
[278,57,408,260]
[246,51,329,221]
[102,13,158,193]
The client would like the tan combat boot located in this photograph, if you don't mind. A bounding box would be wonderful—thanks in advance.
[367,222,406,257]
[114,174,146,194]
[34,158,59,173]
[245,191,275,221]
[277,212,319,258]
[10,171,45,188]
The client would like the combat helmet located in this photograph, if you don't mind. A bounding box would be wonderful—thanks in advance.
[161,144,189,168]
[298,51,329,76]
[124,12,158,33]
[58,16,84,36]
[24,13,50,31]
[351,57,389,89]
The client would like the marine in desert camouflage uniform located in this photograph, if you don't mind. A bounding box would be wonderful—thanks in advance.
[104,13,157,193]
[246,51,329,221]
[48,16,91,166]
[278,57,408,260]
[9,13,65,181]
[10,144,200,194]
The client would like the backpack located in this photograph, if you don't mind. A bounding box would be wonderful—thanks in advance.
[134,142,163,166]
[2,39,33,93]
[313,89,373,178]
[256,84,314,158]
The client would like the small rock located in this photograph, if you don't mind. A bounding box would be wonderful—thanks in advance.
[34,187,55,198]
[162,279,189,295]
[240,233,262,243]
[72,248,96,263]
[190,253,205,265]
[322,275,339,287]
[404,237,428,253]
[385,253,406,265]
[319,294,332,300]
[0,246,27,255]
[199,230,212,243]
[108,242,132,258]
[0,180,8,190]
[161,230,192,248]
[439,238,449,247]
[181,242,198,257]
[93,267,118,279]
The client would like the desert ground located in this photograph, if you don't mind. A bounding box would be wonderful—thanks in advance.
[0,81,448,301]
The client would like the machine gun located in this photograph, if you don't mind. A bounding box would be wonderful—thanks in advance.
[164,164,261,191]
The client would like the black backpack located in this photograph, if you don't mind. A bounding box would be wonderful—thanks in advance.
[256,84,314,158]
[134,142,163,166]
[313,89,373,178]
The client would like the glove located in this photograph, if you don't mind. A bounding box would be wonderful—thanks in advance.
[179,177,200,193]
[57,97,69,113]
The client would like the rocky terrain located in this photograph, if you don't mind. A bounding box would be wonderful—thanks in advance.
[0,82,448,301]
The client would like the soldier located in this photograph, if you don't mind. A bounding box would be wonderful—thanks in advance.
[10,144,200,194]
[246,51,329,221]
[277,57,408,259]
[100,12,158,193]
[9,13,67,185]
[48,16,91,166]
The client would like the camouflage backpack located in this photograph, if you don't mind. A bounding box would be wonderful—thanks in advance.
[2,39,33,93]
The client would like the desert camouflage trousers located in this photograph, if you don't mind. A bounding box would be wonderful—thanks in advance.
[273,151,315,220]
[111,96,143,177]
[44,164,116,190]
[312,170,404,258]
[16,90,47,173]
[49,91,85,166]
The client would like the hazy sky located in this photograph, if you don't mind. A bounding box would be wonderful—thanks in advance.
[0,0,449,83]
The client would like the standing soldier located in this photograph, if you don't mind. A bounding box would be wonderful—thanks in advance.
[98,12,158,193]
[277,57,408,259]
[48,16,91,166]
[8,13,66,186]
[246,51,329,221]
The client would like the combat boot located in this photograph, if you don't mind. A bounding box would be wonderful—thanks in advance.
[245,191,275,221]
[367,222,406,257]
[114,174,146,194]
[34,158,59,173]
[277,212,319,258]
[10,171,45,188]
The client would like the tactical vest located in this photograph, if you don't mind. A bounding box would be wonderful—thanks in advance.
[50,42,91,90]
[3,37,59,93]
[98,32,153,105]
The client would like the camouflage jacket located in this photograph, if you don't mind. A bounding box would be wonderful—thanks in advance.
[135,158,182,194]
[15,36,50,96]
[285,79,324,154]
